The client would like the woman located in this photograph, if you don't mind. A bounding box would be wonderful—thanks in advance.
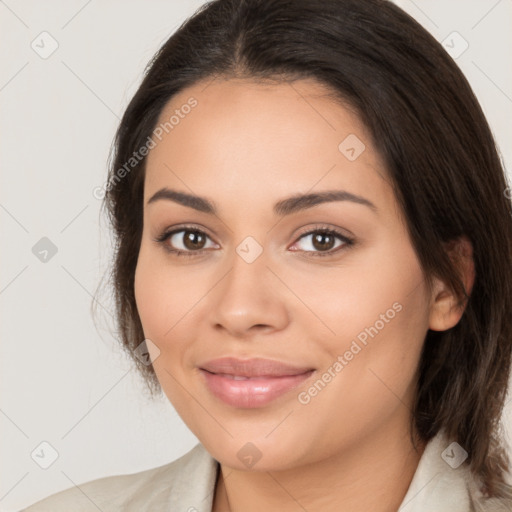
[23,0,512,510]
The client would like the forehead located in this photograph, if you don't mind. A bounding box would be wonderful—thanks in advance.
[143,77,390,213]
[151,76,367,150]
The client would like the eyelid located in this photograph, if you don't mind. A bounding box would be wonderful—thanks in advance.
[292,223,354,242]
[153,223,216,243]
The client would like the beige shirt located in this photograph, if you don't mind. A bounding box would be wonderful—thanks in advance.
[21,431,511,511]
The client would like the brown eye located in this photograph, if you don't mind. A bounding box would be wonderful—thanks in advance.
[182,230,207,250]
[156,227,218,256]
[290,228,354,257]
[311,232,336,251]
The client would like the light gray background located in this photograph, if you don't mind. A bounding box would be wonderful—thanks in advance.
[1,1,511,510]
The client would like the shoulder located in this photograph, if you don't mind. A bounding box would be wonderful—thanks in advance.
[21,443,219,512]
[400,430,512,512]
[467,474,512,512]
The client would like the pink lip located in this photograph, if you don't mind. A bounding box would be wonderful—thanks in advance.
[198,357,315,408]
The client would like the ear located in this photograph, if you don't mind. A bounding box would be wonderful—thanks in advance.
[428,236,475,332]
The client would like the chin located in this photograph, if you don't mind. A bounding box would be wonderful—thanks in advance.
[202,433,309,472]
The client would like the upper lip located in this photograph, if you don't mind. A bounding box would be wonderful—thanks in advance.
[199,357,315,378]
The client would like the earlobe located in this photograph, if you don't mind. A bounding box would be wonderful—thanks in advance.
[428,236,475,332]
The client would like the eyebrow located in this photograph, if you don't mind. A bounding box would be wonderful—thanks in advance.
[147,187,377,216]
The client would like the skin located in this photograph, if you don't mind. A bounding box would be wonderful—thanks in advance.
[134,77,474,512]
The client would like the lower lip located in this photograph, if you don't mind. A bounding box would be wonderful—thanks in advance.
[199,369,315,408]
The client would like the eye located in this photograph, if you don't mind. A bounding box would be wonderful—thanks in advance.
[289,227,354,257]
[154,224,354,258]
[154,226,218,257]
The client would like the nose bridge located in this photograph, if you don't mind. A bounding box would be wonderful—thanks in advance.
[220,236,271,306]
[234,234,266,266]
[209,235,289,335]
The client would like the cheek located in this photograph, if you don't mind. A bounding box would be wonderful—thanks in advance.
[134,244,207,340]
[134,252,166,338]
[293,236,429,404]
[134,248,192,403]
[292,279,428,458]
[133,243,216,405]
[284,237,428,350]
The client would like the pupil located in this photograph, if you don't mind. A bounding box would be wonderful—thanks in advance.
[184,230,205,250]
[313,233,334,251]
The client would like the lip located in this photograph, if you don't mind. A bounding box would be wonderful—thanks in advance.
[198,357,315,408]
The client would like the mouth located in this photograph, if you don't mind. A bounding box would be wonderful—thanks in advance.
[209,373,289,380]
[198,366,315,408]
[198,356,315,378]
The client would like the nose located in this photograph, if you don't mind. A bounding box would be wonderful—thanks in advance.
[209,246,290,338]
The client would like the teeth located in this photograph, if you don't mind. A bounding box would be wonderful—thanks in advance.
[214,373,302,380]
[218,374,252,380]
[213,372,304,380]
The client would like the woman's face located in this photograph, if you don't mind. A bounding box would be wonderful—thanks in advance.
[134,77,433,470]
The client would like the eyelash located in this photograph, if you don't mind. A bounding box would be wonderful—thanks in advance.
[153,224,355,259]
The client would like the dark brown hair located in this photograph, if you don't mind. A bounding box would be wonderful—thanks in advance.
[95,0,512,501]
